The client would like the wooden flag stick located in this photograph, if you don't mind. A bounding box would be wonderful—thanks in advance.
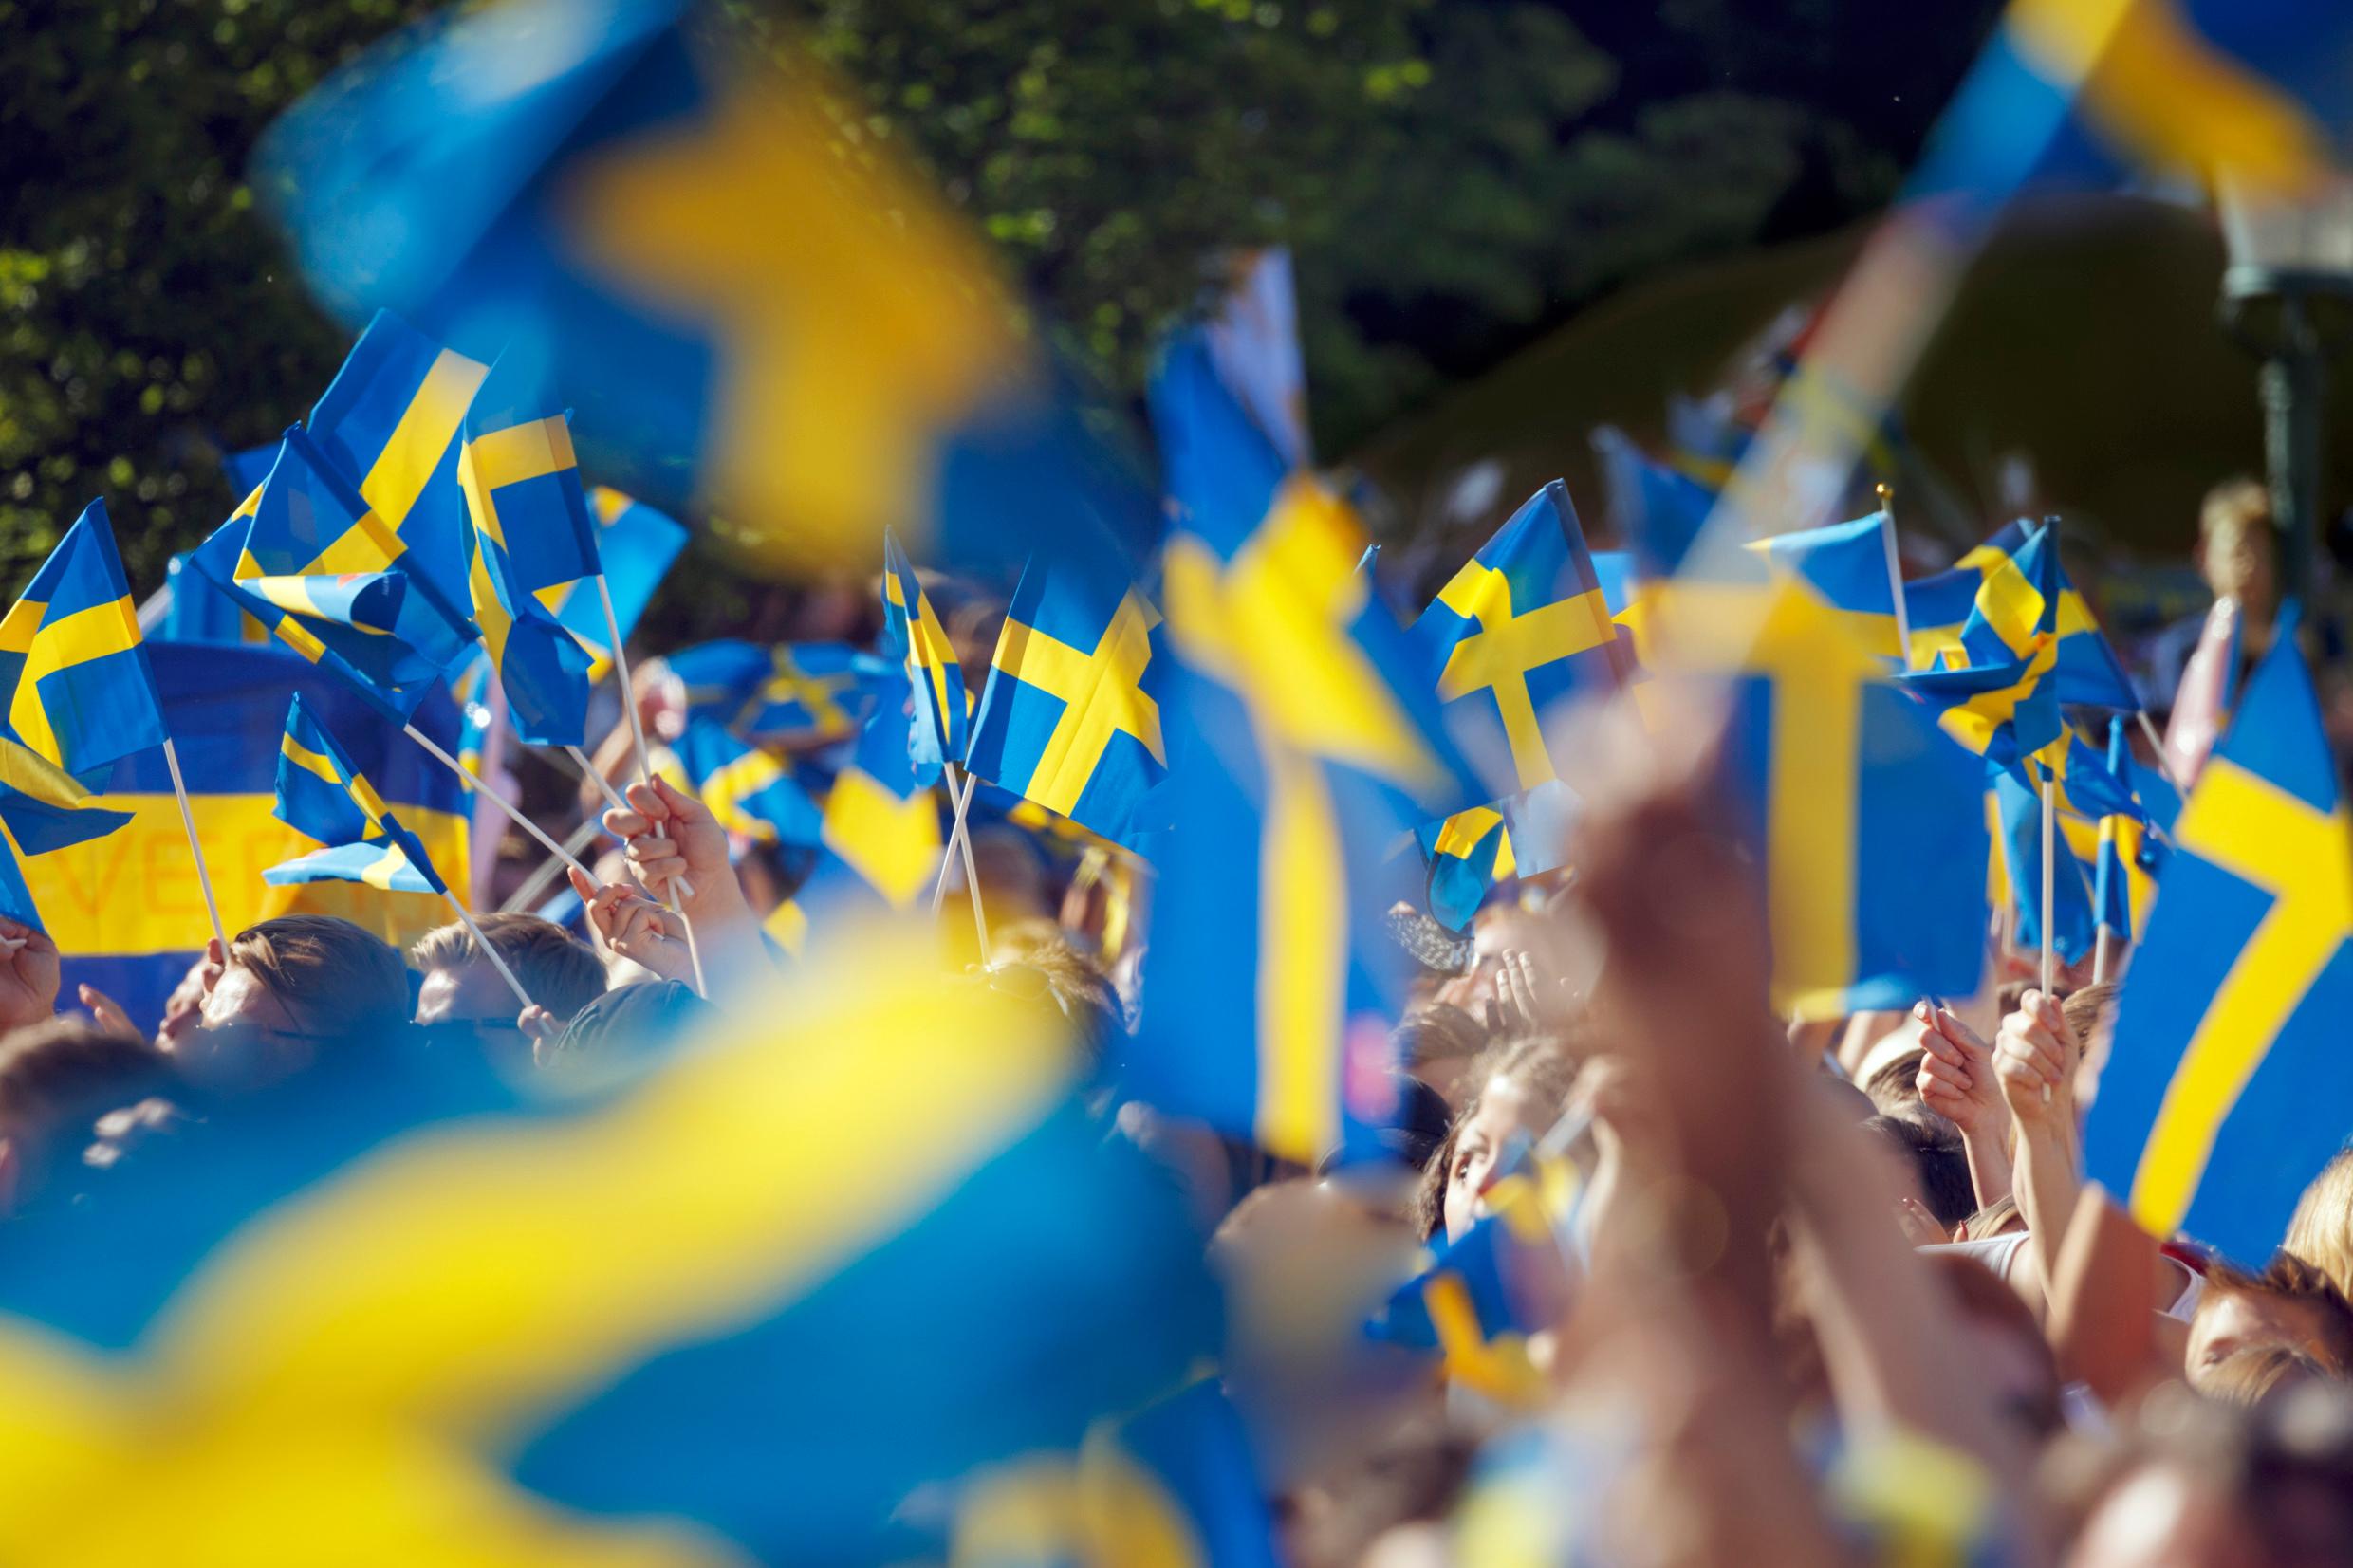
[437,886,535,1016]
[945,762,991,966]
[2040,768,2056,995]
[2130,709,2193,800]
[1877,483,1914,670]
[2094,926,2113,986]
[160,737,227,952]
[565,745,705,997]
[930,765,979,913]
[405,724,595,883]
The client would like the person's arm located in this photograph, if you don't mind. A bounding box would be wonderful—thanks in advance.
[1914,1003,2013,1208]
[1993,988,2081,1320]
[568,865,773,994]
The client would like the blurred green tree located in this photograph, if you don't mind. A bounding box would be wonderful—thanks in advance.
[0,0,1979,606]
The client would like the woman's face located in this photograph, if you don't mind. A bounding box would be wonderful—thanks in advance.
[1440,1077,1541,1242]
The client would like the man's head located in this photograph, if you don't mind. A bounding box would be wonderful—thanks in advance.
[0,1018,176,1212]
[195,916,408,1088]
[1861,1112,1974,1235]
[2188,1253,2353,1389]
[2198,476,2279,622]
[411,913,605,1069]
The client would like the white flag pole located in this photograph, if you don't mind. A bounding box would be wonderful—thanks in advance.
[1876,483,1914,670]
[931,765,978,913]
[160,737,227,952]
[405,724,594,884]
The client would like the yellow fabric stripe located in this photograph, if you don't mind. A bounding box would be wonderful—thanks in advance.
[360,348,490,529]
[279,734,343,790]
[990,591,1163,817]
[0,598,43,656]
[295,507,406,579]
[1433,806,1502,860]
[822,766,941,907]
[2128,757,2353,1232]
[9,597,143,766]
[1255,747,1345,1162]
[0,952,1067,1564]
[464,416,577,494]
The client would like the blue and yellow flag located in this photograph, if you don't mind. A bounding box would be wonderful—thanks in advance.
[1415,482,1628,794]
[0,943,1217,1561]
[306,309,490,614]
[882,531,970,780]
[0,500,167,781]
[2084,618,2353,1263]
[738,643,895,749]
[800,708,946,913]
[34,644,470,1031]
[1899,522,2066,786]
[967,551,1170,842]
[1994,767,2096,965]
[1594,424,1715,580]
[157,551,268,646]
[267,693,451,897]
[1645,578,1990,1018]
[1131,331,1479,1163]
[674,719,823,850]
[188,429,477,723]
[1903,520,2137,709]
[1368,1140,1576,1407]
[1418,806,1516,933]
[548,488,687,682]
[454,355,595,747]
[259,0,1161,577]
[1749,511,1904,662]
[2095,715,2136,944]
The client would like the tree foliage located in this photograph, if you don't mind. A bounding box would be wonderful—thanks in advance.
[0,0,1992,611]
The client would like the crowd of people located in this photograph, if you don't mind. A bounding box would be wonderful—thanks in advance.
[0,492,2346,1568]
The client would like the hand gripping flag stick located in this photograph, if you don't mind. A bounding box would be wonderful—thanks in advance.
[567,749,708,997]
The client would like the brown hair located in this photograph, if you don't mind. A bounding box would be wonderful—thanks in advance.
[0,1019,177,1192]
[2203,1344,2325,1410]
[2202,1252,2353,1375]
[411,913,605,1023]
[2061,981,2119,1056]
[1410,1032,1580,1241]
[231,915,407,1038]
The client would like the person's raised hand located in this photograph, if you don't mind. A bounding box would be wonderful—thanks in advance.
[1913,1002,2005,1136]
[77,984,139,1042]
[0,918,61,1035]
[569,865,695,984]
[1993,987,2075,1125]
[600,775,742,925]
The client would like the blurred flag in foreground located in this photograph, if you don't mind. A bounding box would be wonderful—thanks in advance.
[0,945,1215,1561]
[967,551,1170,842]
[1132,331,1477,1165]
[259,0,1155,574]
[1645,579,1988,1018]
[266,694,451,896]
[1414,482,1627,795]
[34,645,468,1031]
[2084,616,2353,1264]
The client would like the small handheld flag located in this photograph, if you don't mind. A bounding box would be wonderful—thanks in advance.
[881,531,969,780]
[269,694,448,897]
[0,500,166,778]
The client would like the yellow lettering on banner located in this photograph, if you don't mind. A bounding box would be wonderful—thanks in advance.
[24,795,471,958]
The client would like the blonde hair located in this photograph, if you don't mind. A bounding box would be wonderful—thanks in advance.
[2287,1149,2353,1300]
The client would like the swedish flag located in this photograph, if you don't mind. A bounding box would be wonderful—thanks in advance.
[267,693,449,896]
[737,643,894,749]
[1899,522,2066,785]
[1749,511,1904,662]
[2084,617,2353,1263]
[307,309,490,613]
[0,946,1217,1561]
[674,719,823,850]
[259,0,1161,576]
[1131,331,1479,1163]
[1367,1139,1576,1407]
[1994,767,2096,965]
[0,500,166,779]
[189,430,476,723]
[1415,482,1629,794]
[454,355,595,747]
[2095,716,2136,945]
[549,488,686,682]
[882,531,970,779]
[967,551,1170,842]
[1904,520,2137,709]
[1419,806,1515,933]
[665,639,774,727]
[1593,424,1714,579]
[1646,578,1989,1017]
[802,709,946,913]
